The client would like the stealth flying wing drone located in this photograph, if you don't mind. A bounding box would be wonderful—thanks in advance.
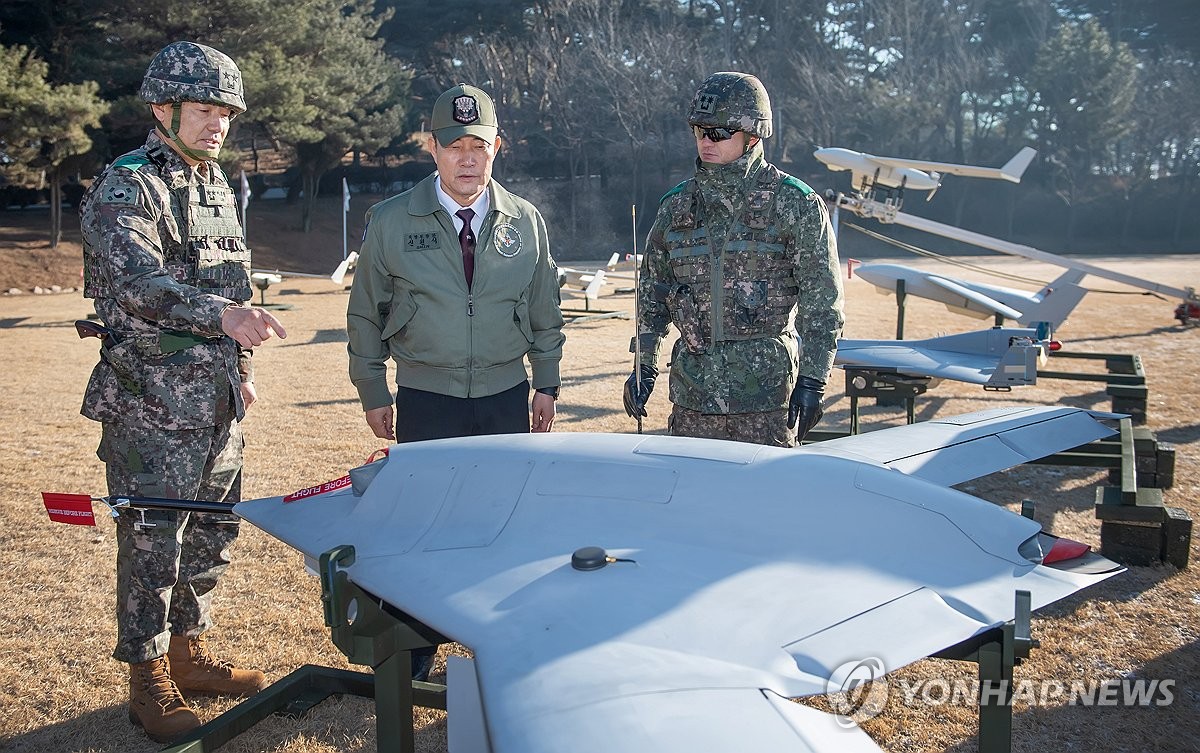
[231,406,1121,753]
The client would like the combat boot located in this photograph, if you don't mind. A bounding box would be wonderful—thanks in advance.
[167,634,268,696]
[128,656,201,743]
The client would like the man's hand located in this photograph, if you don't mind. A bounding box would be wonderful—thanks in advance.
[365,405,395,441]
[240,381,257,411]
[531,391,556,433]
[787,376,825,442]
[221,305,288,347]
[622,364,658,418]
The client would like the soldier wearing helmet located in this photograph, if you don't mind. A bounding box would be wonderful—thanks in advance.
[623,71,844,447]
[79,41,285,743]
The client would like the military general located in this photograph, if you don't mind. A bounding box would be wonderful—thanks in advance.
[79,41,285,743]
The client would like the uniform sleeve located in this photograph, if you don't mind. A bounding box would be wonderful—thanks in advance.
[88,169,232,336]
[346,209,396,410]
[633,206,676,371]
[526,209,565,389]
[790,192,844,382]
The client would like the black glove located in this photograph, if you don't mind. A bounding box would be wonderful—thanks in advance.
[623,364,658,418]
[787,376,825,442]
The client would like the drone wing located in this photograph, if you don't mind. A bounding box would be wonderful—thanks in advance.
[868,147,1036,183]
[236,408,1119,753]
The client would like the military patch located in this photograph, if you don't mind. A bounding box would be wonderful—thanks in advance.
[493,223,522,257]
[200,185,231,206]
[101,184,139,206]
[694,92,718,114]
[405,232,439,251]
[218,66,240,95]
[748,190,774,211]
[453,95,479,124]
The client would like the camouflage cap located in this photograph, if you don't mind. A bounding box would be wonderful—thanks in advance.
[430,84,498,146]
[687,71,773,139]
[139,41,246,114]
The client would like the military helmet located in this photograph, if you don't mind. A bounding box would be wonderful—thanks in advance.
[687,71,772,139]
[139,41,246,114]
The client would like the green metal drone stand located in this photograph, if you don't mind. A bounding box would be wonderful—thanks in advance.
[932,589,1038,753]
[163,544,447,753]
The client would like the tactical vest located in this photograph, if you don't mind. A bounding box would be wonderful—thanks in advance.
[179,167,252,301]
[660,163,801,348]
[83,146,251,302]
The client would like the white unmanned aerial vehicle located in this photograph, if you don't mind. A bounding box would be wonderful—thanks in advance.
[814,146,1036,201]
[851,263,1088,330]
[224,406,1121,753]
[816,145,1198,324]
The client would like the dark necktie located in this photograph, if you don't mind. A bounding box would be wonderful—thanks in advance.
[456,208,476,289]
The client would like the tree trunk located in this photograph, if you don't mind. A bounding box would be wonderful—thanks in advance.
[49,166,62,249]
[301,168,325,234]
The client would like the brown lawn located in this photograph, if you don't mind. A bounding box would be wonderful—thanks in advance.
[0,199,1197,752]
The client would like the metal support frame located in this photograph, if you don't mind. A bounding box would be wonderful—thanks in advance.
[841,367,930,434]
[931,590,1037,753]
[162,545,447,753]
[1037,350,1148,424]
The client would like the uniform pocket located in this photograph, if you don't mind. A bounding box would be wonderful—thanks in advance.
[379,291,417,341]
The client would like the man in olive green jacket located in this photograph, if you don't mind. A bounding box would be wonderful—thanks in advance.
[347,82,564,679]
[347,84,564,447]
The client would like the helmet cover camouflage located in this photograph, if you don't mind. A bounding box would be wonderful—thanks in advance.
[687,71,772,139]
[139,41,246,114]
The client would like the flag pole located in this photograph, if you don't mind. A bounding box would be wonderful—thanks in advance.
[239,170,250,240]
[632,203,642,435]
[341,177,350,261]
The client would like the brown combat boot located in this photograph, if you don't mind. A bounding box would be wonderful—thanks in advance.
[128,656,201,743]
[167,634,268,696]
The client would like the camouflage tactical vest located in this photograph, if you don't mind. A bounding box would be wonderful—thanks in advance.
[83,145,251,302]
[659,163,801,348]
[178,167,251,301]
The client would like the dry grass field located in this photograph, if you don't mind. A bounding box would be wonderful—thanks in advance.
[0,235,1196,751]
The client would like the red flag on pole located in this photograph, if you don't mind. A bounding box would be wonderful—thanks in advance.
[42,492,97,526]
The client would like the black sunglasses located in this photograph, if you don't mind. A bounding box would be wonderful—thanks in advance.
[692,125,738,142]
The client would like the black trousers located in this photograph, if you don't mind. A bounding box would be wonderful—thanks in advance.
[392,380,530,679]
[394,381,531,442]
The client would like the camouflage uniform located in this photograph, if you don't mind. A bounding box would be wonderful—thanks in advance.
[81,90,252,661]
[634,75,843,447]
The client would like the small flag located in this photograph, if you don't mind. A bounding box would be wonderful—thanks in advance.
[342,177,351,213]
[42,492,97,526]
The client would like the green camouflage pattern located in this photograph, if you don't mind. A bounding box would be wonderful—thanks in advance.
[669,404,794,447]
[636,141,844,418]
[687,71,773,138]
[80,131,252,430]
[101,419,243,663]
[139,41,245,113]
